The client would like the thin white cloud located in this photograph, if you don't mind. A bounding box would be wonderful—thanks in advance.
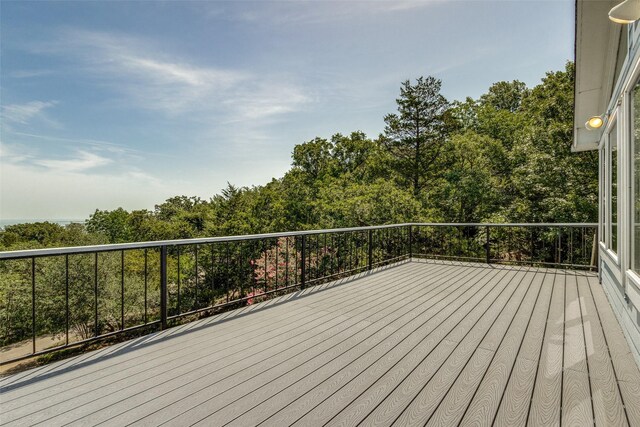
[8,69,54,79]
[0,142,35,164]
[9,131,144,157]
[35,28,310,121]
[230,0,441,26]
[34,150,113,173]
[223,82,312,121]
[1,100,59,127]
[2,140,139,177]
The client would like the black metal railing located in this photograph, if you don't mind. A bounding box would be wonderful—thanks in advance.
[411,223,598,269]
[0,222,596,365]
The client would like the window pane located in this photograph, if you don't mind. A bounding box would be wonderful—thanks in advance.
[634,85,640,272]
[601,147,607,244]
[610,122,618,254]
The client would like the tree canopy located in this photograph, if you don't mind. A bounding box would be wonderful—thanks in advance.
[1,62,596,249]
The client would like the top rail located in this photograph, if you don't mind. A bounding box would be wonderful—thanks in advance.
[0,222,597,260]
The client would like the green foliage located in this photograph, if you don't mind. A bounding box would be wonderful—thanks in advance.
[86,208,134,243]
[1,222,66,247]
[315,179,422,227]
[434,131,508,222]
[382,76,451,196]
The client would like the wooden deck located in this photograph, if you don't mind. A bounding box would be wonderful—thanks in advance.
[1,261,639,426]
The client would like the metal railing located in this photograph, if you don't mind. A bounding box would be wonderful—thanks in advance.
[0,222,596,365]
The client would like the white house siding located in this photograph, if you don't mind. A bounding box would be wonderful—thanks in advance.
[596,21,640,367]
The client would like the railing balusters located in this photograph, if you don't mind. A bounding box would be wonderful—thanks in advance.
[160,245,167,330]
[224,242,231,303]
[195,245,199,308]
[285,237,289,287]
[294,237,298,286]
[65,254,69,346]
[31,257,36,354]
[307,234,311,280]
[323,233,327,279]
[144,248,148,324]
[275,237,279,290]
[121,250,125,331]
[408,225,413,259]
[94,252,99,337]
[486,226,491,264]
[570,227,574,265]
[177,246,181,315]
[368,229,373,271]
[300,234,306,289]
[210,244,215,294]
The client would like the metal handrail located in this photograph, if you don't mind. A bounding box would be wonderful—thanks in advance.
[0,222,597,259]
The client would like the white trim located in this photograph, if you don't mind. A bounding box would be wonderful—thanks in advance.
[629,84,638,279]
[602,247,623,283]
[606,112,620,259]
[600,145,607,246]
[605,248,620,266]
[628,269,640,289]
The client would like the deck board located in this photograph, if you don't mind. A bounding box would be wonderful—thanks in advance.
[576,272,628,427]
[585,274,640,426]
[562,272,594,426]
[326,268,518,427]
[1,261,638,427]
[389,271,536,426]
[123,262,485,427]
[278,267,514,426]
[453,270,547,427]
[185,265,504,426]
[528,272,565,426]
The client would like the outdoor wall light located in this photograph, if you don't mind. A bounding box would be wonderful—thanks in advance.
[609,0,640,24]
[585,115,605,130]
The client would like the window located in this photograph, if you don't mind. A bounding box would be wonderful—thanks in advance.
[610,121,618,254]
[634,85,640,272]
[601,146,607,245]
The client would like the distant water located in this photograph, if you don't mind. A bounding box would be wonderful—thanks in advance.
[0,219,85,229]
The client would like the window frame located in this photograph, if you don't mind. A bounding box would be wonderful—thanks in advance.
[599,142,607,249]
[625,69,640,292]
[631,82,640,280]
[607,113,620,258]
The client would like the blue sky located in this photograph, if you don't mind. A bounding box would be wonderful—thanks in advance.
[0,0,574,220]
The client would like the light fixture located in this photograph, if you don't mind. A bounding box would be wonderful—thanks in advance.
[585,115,605,130]
[609,0,640,24]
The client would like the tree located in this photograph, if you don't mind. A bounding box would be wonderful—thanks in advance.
[480,80,528,113]
[291,137,333,181]
[382,76,450,197]
[1,222,66,247]
[86,208,133,243]
[434,131,507,222]
[505,62,598,223]
[315,179,423,227]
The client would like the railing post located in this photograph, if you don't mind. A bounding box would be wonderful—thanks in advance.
[160,245,168,330]
[368,229,373,271]
[485,226,491,264]
[300,234,306,289]
[592,227,599,274]
[408,225,413,260]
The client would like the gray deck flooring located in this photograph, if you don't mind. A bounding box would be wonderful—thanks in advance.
[1,260,639,427]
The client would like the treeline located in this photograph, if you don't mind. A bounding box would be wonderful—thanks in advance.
[1,62,597,250]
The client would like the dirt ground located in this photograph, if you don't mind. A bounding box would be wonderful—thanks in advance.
[0,332,83,375]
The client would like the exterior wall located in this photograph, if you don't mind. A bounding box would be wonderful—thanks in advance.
[599,22,640,367]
